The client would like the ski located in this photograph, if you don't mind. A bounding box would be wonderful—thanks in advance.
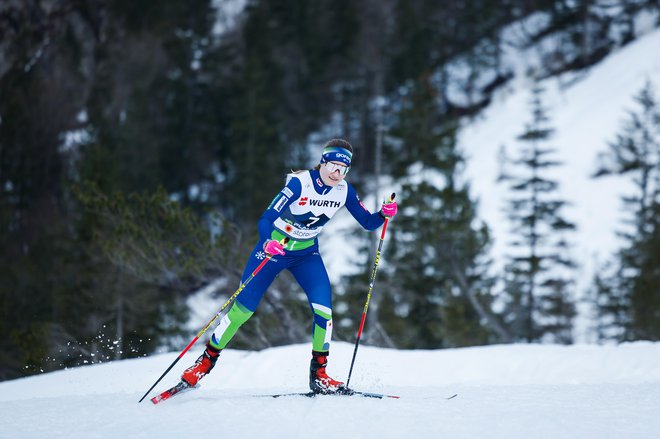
[150,381,196,405]
[259,389,400,399]
[261,391,316,398]
[151,383,457,404]
[263,391,458,400]
[351,390,400,399]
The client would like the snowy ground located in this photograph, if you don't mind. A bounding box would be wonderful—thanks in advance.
[1,342,659,439]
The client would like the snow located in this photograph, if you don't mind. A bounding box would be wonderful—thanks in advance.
[211,0,248,36]
[460,25,660,287]
[1,342,659,438]
[319,23,660,303]
[317,26,660,341]
[459,24,660,341]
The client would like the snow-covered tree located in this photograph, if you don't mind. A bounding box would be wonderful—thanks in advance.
[374,74,504,348]
[592,81,660,341]
[499,82,577,343]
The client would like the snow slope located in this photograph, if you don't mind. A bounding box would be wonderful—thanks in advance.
[459,25,660,307]
[1,342,659,439]
[319,24,660,342]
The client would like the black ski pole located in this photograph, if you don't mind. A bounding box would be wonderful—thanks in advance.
[345,193,395,389]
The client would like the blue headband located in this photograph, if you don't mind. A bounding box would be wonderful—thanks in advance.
[321,146,352,167]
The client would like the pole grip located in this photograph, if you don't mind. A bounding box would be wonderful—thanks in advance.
[379,193,395,240]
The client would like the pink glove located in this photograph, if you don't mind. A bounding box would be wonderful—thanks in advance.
[380,200,398,218]
[264,239,285,256]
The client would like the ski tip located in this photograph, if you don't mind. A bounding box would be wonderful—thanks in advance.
[149,381,194,405]
[150,392,172,405]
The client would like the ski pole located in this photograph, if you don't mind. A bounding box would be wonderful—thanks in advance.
[138,237,288,403]
[345,193,395,389]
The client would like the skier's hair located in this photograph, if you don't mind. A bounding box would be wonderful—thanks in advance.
[291,139,353,174]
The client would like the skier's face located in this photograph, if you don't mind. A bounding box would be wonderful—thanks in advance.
[320,161,349,186]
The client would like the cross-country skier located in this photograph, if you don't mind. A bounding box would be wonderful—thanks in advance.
[180,139,397,394]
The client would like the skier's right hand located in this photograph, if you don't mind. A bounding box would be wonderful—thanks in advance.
[264,239,285,256]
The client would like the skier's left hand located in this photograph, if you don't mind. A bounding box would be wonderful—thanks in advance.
[380,200,398,218]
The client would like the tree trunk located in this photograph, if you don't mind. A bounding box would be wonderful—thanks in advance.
[450,259,513,343]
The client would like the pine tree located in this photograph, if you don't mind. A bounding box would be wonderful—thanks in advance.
[499,82,577,343]
[592,81,660,341]
[365,74,503,348]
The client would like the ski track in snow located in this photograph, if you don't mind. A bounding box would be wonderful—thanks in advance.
[1,342,659,439]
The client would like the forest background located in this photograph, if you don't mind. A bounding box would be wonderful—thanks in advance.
[1,0,659,381]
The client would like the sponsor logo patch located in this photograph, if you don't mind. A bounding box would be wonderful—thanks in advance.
[288,228,317,238]
[309,199,340,208]
[282,187,294,198]
[273,196,288,212]
[299,197,309,206]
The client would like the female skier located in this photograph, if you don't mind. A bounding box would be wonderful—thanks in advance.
[181,139,397,394]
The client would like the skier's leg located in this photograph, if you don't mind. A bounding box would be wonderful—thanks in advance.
[289,253,334,352]
[182,243,285,386]
[289,253,344,393]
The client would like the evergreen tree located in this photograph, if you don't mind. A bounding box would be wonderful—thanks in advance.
[0,0,101,379]
[499,82,577,343]
[592,81,660,341]
[364,74,502,348]
[4,0,656,379]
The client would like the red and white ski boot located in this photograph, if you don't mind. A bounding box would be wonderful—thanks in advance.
[309,351,345,394]
[181,343,220,387]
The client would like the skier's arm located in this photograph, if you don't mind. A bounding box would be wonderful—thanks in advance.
[257,177,302,241]
[344,183,386,231]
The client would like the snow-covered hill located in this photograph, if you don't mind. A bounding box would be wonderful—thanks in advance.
[1,342,659,439]
[319,20,660,342]
[460,21,660,301]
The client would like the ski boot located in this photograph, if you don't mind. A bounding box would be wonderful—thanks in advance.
[181,342,220,387]
[309,350,346,394]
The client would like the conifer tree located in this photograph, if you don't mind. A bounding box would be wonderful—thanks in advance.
[363,74,502,348]
[592,81,660,341]
[499,82,577,343]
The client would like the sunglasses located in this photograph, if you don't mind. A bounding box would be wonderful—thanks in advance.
[325,161,350,176]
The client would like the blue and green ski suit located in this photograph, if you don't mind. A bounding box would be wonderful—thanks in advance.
[209,168,385,352]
